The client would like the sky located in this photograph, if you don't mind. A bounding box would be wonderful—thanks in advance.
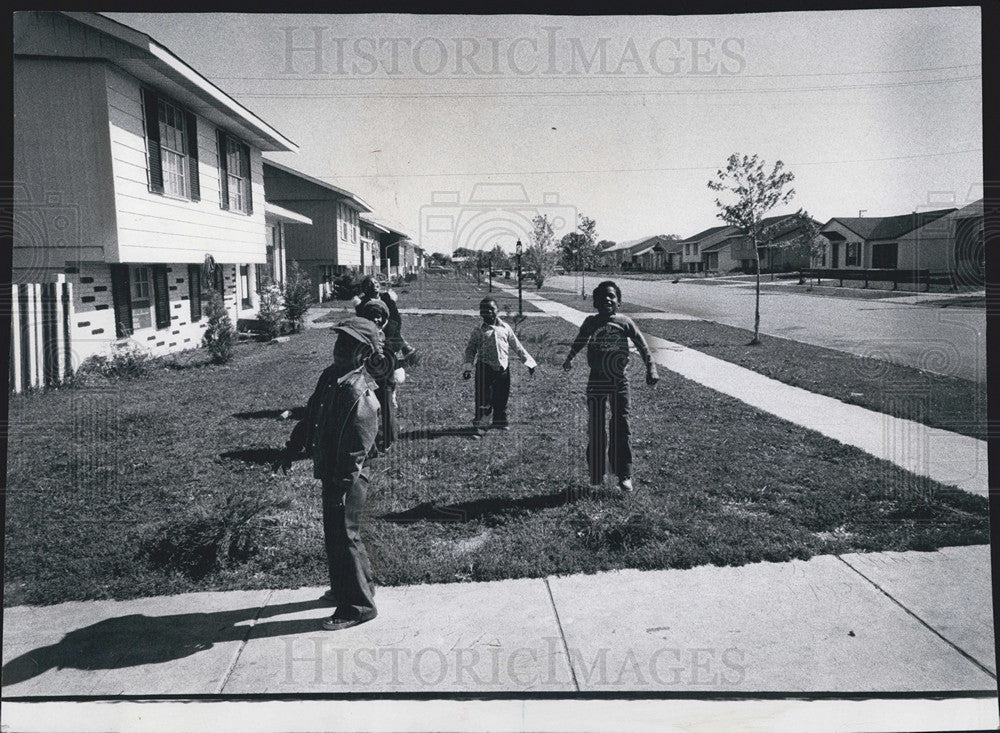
[106,9,983,254]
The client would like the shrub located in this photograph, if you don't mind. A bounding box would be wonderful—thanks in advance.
[404,272,418,283]
[333,273,357,300]
[283,262,313,332]
[202,291,236,363]
[256,280,285,340]
[142,487,290,579]
[76,339,152,381]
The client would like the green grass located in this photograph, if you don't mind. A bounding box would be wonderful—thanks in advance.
[4,283,989,606]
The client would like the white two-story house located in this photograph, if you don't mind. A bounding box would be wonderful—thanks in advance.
[13,11,298,364]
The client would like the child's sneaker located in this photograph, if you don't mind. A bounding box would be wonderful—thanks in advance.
[618,476,634,493]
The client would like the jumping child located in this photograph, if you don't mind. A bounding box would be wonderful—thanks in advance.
[463,297,536,432]
[562,281,658,492]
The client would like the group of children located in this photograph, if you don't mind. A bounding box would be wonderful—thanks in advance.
[282,277,657,630]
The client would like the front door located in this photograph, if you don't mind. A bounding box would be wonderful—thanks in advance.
[831,243,840,268]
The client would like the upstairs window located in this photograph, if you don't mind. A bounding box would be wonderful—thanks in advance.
[217,130,253,215]
[141,89,200,201]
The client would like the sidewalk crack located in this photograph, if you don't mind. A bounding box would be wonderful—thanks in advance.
[836,555,996,680]
[215,588,275,694]
[544,577,580,692]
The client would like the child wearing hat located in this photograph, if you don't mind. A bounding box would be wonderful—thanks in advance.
[463,297,536,432]
[562,281,658,492]
[281,316,382,630]
[353,276,417,364]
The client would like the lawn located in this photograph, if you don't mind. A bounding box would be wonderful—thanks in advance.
[539,287,986,441]
[4,279,989,606]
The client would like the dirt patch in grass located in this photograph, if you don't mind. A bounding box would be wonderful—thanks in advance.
[4,283,989,606]
[633,319,987,441]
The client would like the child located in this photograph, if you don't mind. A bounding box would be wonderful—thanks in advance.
[562,281,658,492]
[357,298,399,452]
[280,316,382,630]
[353,276,417,364]
[463,297,536,432]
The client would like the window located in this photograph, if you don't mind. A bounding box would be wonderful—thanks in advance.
[130,266,152,330]
[214,264,225,295]
[141,89,200,201]
[188,264,202,322]
[131,266,150,302]
[845,242,861,267]
[871,243,898,269]
[240,265,252,308]
[217,130,253,214]
[158,100,188,197]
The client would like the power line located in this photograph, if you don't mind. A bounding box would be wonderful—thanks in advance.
[293,148,983,180]
[231,74,979,98]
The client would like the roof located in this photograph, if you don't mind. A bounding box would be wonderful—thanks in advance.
[14,12,296,152]
[602,236,664,253]
[360,214,412,242]
[263,202,312,225]
[700,233,744,253]
[823,208,956,241]
[263,159,372,212]
[679,225,737,243]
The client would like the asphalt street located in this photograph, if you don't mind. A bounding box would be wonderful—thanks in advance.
[549,275,986,383]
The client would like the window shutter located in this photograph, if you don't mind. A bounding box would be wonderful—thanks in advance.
[217,129,229,210]
[243,142,253,215]
[110,265,133,337]
[141,89,164,194]
[152,265,170,330]
[188,264,202,321]
[185,111,200,202]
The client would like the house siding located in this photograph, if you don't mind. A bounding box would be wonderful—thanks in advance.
[105,65,267,265]
[12,58,118,280]
[58,261,239,367]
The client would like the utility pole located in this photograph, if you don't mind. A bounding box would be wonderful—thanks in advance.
[488,253,493,292]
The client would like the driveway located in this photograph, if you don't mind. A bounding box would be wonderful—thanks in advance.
[547,275,986,383]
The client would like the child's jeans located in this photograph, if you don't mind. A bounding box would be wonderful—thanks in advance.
[475,363,511,426]
[586,374,632,484]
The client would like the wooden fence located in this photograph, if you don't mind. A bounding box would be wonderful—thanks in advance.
[9,280,75,393]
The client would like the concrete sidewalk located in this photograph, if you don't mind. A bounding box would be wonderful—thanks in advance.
[2,546,994,695]
[505,285,988,497]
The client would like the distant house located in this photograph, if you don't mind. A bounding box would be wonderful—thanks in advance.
[703,215,824,273]
[12,11,298,364]
[678,225,740,273]
[262,159,373,295]
[361,215,420,278]
[601,236,672,270]
[818,208,956,270]
[891,200,984,283]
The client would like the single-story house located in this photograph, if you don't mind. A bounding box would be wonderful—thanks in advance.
[13,11,298,365]
[600,236,673,269]
[891,199,984,283]
[704,215,825,273]
[679,225,741,273]
[818,208,956,270]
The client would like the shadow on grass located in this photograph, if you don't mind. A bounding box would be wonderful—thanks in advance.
[1,600,332,688]
[233,407,306,420]
[398,426,483,440]
[381,487,603,525]
[220,447,290,466]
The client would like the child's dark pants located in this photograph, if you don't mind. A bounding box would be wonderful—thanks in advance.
[322,473,376,620]
[475,363,511,426]
[586,375,632,484]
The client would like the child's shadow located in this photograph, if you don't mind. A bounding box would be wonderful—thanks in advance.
[398,427,482,440]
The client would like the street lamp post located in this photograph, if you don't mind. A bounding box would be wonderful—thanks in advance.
[488,253,493,292]
[515,240,523,317]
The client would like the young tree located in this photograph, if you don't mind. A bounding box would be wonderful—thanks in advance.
[708,154,796,344]
[524,214,556,288]
[283,261,313,333]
